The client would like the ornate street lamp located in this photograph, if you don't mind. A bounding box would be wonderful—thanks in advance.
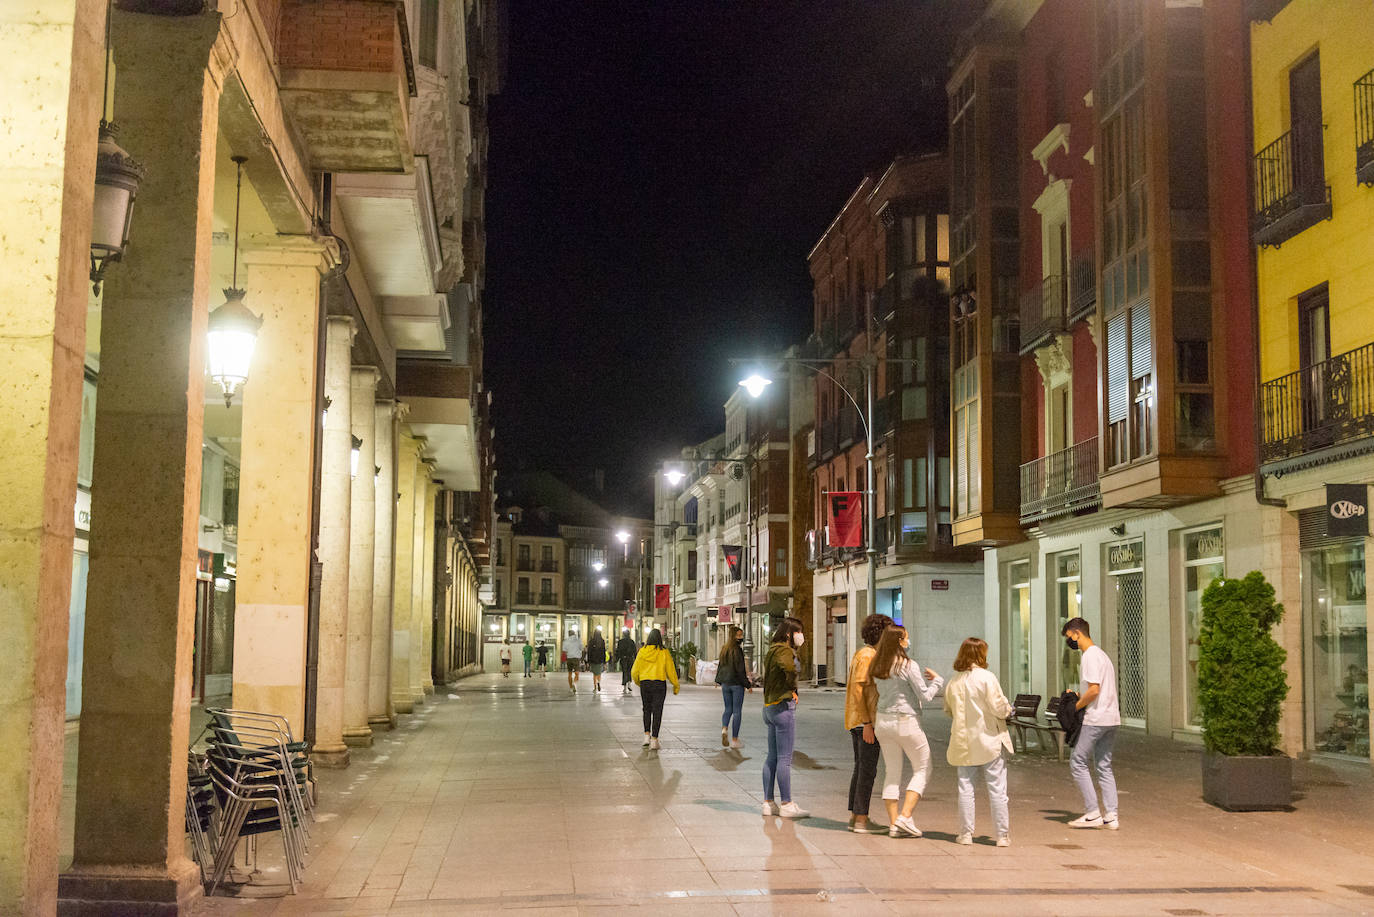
[90,6,146,296]
[207,156,263,407]
[350,435,363,478]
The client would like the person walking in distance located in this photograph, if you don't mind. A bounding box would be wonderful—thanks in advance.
[616,628,637,694]
[631,628,678,749]
[535,641,549,677]
[714,625,753,748]
[499,639,512,678]
[562,628,584,694]
[761,618,809,819]
[845,613,893,834]
[1062,617,1121,830]
[587,627,609,693]
[944,637,1014,847]
[865,624,943,838]
[522,640,534,678]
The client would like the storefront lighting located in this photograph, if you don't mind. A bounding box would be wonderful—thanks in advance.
[207,156,262,407]
[350,435,362,478]
[598,578,609,588]
[593,561,605,572]
[616,530,630,544]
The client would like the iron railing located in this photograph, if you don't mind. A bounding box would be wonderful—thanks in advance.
[514,591,533,605]
[539,560,558,572]
[1260,342,1374,465]
[1357,69,1374,187]
[1019,436,1102,525]
[1019,274,1068,354]
[1069,245,1096,320]
[515,558,533,572]
[1252,128,1331,247]
[537,592,558,606]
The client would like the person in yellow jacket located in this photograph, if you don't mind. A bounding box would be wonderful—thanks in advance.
[943,637,1014,847]
[631,629,679,750]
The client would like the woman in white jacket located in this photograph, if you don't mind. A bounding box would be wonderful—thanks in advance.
[943,637,1014,847]
[864,624,943,839]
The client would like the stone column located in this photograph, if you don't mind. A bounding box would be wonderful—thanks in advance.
[342,367,378,746]
[313,315,354,767]
[410,458,432,701]
[231,238,331,734]
[390,432,418,713]
[420,480,440,694]
[0,2,102,912]
[61,9,223,914]
[368,401,396,729]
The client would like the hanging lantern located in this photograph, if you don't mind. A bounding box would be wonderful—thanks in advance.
[90,124,145,296]
[351,435,363,478]
[207,155,262,407]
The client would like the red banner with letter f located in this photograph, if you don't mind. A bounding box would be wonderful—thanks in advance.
[827,491,863,548]
[654,584,670,609]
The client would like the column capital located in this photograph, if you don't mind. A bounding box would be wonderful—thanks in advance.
[351,365,382,385]
[241,234,343,274]
[395,401,412,422]
[326,313,357,341]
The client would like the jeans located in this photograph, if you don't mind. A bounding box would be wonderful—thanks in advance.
[762,701,796,802]
[721,685,745,737]
[640,680,667,737]
[621,660,633,686]
[523,658,531,676]
[874,712,931,799]
[1070,724,1119,816]
[847,726,881,816]
[957,754,1010,838]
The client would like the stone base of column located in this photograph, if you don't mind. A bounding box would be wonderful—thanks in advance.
[393,695,414,715]
[342,726,374,747]
[59,861,202,916]
[411,686,425,704]
[313,744,351,768]
[368,713,396,730]
[423,679,435,694]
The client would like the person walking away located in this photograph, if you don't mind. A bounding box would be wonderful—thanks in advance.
[1062,617,1121,830]
[616,628,637,694]
[715,625,752,748]
[499,639,512,678]
[522,640,534,678]
[587,628,609,693]
[761,618,809,819]
[631,629,678,749]
[535,641,549,677]
[845,613,893,834]
[944,637,1014,847]
[562,628,584,694]
[866,624,943,838]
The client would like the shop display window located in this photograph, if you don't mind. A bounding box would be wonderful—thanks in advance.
[1309,543,1368,759]
[1182,525,1224,728]
[1054,552,1081,694]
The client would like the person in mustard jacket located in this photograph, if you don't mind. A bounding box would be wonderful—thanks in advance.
[943,637,1014,847]
[631,629,679,749]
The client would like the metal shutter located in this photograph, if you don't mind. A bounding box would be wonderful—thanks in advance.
[1107,312,1129,422]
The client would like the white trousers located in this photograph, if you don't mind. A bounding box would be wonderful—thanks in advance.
[874,712,931,799]
[957,754,1010,838]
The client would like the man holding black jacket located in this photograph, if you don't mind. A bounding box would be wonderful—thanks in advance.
[1061,617,1121,831]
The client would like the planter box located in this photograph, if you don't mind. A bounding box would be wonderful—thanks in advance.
[1201,751,1293,811]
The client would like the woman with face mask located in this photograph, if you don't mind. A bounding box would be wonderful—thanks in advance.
[864,624,943,838]
[760,618,809,818]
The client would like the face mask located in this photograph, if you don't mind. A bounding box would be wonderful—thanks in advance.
[1065,636,1079,651]
[793,633,805,648]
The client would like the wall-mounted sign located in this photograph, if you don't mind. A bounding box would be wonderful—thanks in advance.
[1327,484,1369,537]
[1107,539,1144,573]
[827,492,863,547]
[718,606,733,624]
[930,579,949,591]
[74,488,91,534]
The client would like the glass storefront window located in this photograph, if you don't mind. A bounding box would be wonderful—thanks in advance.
[1008,561,1031,696]
[1182,526,1224,728]
[1309,543,1368,759]
[1054,552,1081,695]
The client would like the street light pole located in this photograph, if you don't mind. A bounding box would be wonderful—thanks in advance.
[864,354,877,630]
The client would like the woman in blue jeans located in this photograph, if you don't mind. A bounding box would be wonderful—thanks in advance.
[761,618,809,818]
[714,626,752,748]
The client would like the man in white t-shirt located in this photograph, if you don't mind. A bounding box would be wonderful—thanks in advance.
[1062,617,1121,830]
[562,630,584,694]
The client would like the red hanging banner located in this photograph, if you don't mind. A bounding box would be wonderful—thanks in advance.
[654,584,671,609]
[827,491,863,548]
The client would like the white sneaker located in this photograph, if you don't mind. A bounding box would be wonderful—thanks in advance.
[996,836,1011,847]
[642,733,651,746]
[730,738,743,749]
[762,801,780,816]
[1068,812,1104,829]
[955,833,973,845]
[778,802,810,819]
[1103,813,1120,831]
[889,815,922,838]
[649,737,660,750]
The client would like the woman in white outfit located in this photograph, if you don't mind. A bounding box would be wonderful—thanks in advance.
[943,637,1014,847]
[863,624,943,838]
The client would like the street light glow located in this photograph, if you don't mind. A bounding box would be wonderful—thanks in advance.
[615,530,630,544]
[739,373,772,398]
[598,578,609,588]
[664,469,685,486]
[593,561,605,572]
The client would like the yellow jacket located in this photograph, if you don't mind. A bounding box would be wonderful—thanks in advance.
[631,646,680,692]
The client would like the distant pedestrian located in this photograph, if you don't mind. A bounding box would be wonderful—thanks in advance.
[944,637,1013,847]
[631,628,678,749]
[616,628,637,694]
[761,618,809,819]
[522,641,534,677]
[535,642,549,677]
[715,625,752,748]
[846,613,893,834]
[587,628,609,693]
[562,629,584,694]
[866,624,942,838]
[499,639,512,678]
[1062,617,1121,830]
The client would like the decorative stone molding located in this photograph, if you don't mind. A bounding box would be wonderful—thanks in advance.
[1032,122,1072,177]
[1034,333,1074,384]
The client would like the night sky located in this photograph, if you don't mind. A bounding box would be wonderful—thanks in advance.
[485,1,969,513]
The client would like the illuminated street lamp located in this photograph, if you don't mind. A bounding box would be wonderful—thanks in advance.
[738,373,772,399]
[598,578,609,588]
[207,156,262,407]
[663,469,685,487]
[615,530,630,544]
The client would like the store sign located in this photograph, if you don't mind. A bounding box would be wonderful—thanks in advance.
[654,584,670,608]
[930,579,949,591]
[74,489,91,533]
[718,606,733,624]
[1326,484,1369,537]
[1107,539,1144,573]
[1186,527,1224,562]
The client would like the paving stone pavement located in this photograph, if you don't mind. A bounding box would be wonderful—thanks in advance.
[194,672,1374,916]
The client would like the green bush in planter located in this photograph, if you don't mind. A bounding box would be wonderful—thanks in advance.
[671,642,698,675]
[1197,571,1289,757]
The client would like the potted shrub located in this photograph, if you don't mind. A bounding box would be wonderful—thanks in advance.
[1197,571,1293,811]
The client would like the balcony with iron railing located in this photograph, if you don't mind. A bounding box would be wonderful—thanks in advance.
[1357,69,1374,187]
[1252,128,1332,247]
[538,592,559,607]
[1069,246,1096,321]
[539,560,559,573]
[514,591,533,606]
[1019,274,1068,355]
[1260,342,1374,468]
[515,558,534,572]
[1019,436,1102,525]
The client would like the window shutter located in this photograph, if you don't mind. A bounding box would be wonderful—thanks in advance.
[1107,312,1129,422]
[1130,298,1152,379]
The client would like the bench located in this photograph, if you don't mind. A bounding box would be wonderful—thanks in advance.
[1008,693,1067,761]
